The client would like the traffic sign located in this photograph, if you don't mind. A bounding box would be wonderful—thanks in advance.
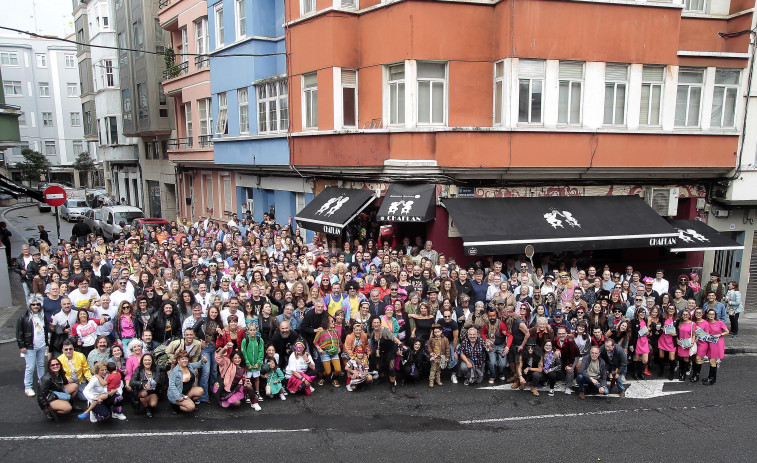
[44,186,67,207]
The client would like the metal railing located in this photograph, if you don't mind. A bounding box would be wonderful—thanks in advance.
[166,137,193,150]
[163,60,188,80]
[198,135,213,148]
[158,0,172,9]
[195,55,209,69]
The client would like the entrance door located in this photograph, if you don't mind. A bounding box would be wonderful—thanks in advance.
[713,231,744,282]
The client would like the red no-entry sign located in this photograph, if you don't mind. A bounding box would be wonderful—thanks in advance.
[44,186,67,207]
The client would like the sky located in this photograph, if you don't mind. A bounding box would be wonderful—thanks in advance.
[0,0,75,38]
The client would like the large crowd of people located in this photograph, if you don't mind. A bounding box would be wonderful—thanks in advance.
[13,212,744,421]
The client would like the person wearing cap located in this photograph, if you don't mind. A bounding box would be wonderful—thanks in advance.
[548,309,572,334]
[17,294,49,397]
[641,277,660,305]
[517,339,543,397]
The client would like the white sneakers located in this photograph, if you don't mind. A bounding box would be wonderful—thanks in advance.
[346,384,353,392]
[112,412,127,421]
[89,413,97,423]
[279,392,287,400]
[450,375,458,384]
[309,386,315,393]
[24,389,35,397]
[251,403,262,411]
[564,388,573,395]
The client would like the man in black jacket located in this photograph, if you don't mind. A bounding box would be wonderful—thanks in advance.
[12,244,33,298]
[16,295,49,397]
[270,321,302,369]
[300,301,327,372]
[599,338,628,398]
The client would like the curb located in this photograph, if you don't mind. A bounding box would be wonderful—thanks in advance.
[725,347,757,354]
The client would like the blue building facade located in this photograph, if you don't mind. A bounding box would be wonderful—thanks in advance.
[207,0,312,227]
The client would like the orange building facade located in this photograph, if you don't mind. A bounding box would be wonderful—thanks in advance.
[285,0,753,264]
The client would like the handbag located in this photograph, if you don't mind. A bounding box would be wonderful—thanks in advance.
[265,384,271,396]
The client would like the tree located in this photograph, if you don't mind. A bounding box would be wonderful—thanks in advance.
[72,151,96,188]
[16,148,51,186]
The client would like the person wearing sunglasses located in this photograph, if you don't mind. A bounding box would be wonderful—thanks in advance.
[17,294,50,397]
[37,357,79,421]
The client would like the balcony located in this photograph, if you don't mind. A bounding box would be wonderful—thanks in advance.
[167,137,193,150]
[195,55,209,70]
[0,103,22,148]
[163,60,189,80]
[158,0,173,9]
[198,135,213,148]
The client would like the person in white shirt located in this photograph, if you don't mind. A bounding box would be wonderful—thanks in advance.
[541,274,557,297]
[214,277,236,303]
[50,297,78,356]
[195,282,213,315]
[652,269,669,296]
[93,294,118,338]
[110,277,136,309]
[68,279,100,311]
[220,297,246,327]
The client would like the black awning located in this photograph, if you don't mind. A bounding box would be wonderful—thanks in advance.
[668,219,744,252]
[295,187,376,235]
[443,195,678,256]
[377,183,436,223]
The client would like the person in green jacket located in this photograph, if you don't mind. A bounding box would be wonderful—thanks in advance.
[241,323,265,402]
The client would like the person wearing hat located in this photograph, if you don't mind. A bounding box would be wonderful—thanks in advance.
[548,309,571,334]
[285,339,317,395]
[703,272,725,303]
[641,277,660,305]
[17,294,49,397]
[345,345,373,391]
[517,339,543,397]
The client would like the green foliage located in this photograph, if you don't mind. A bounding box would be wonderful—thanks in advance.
[16,148,51,184]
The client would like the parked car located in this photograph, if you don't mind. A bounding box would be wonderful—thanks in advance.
[83,208,103,236]
[60,198,91,222]
[100,206,145,240]
[132,218,170,236]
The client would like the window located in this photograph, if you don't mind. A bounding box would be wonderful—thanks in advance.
[102,60,115,87]
[238,88,249,133]
[4,80,22,96]
[118,33,127,67]
[235,0,246,39]
[640,66,664,127]
[199,98,212,135]
[44,141,56,156]
[138,83,148,119]
[684,0,706,12]
[342,70,357,128]
[0,52,18,66]
[303,73,318,129]
[36,54,47,68]
[557,61,583,125]
[133,20,144,56]
[256,80,288,133]
[214,4,224,48]
[223,176,233,212]
[493,61,504,125]
[145,141,153,160]
[107,116,118,144]
[417,62,446,125]
[67,83,79,97]
[39,82,50,97]
[711,69,739,128]
[73,141,84,154]
[70,112,81,126]
[341,0,356,8]
[388,63,405,125]
[518,59,544,124]
[122,88,132,123]
[180,27,189,66]
[195,17,209,68]
[18,112,26,127]
[84,110,93,134]
[302,0,316,15]
[204,175,214,212]
[603,64,628,126]
[42,112,54,127]
[216,92,228,135]
[65,54,75,68]
[675,69,704,127]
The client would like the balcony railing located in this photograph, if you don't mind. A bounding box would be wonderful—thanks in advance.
[167,137,193,150]
[158,0,172,9]
[163,60,188,80]
[198,135,213,148]
[195,55,209,70]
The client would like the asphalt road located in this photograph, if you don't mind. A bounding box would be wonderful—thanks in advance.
[0,339,755,462]
[3,203,76,248]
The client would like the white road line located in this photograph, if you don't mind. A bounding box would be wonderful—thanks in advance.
[459,405,710,424]
[0,427,311,441]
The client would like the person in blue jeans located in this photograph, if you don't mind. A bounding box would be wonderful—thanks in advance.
[576,346,608,399]
[599,337,628,397]
[16,295,49,397]
[197,306,223,403]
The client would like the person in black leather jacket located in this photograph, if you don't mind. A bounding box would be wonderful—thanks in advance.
[147,301,182,344]
[37,357,78,420]
[402,339,430,384]
[129,353,165,418]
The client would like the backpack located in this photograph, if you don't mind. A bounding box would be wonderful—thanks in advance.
[153,342,170,368]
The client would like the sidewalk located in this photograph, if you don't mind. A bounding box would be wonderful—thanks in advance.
[725,310,757,354]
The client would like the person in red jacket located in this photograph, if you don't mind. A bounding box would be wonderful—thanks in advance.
[215,315,245,357]
[553,326,579,394]
[481,307,513,384]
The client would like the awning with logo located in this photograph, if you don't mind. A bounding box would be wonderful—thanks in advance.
[376,183,437,223]
[668,219,744,252]
[295,187,376,235]
[442,195,679,256]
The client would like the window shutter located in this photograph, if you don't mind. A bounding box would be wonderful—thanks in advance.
[605,64,628,81]
[303,73,317,87]
[518,59,545,78]
[341,69,356,86]
[642,66,664,82]
[559,62,583,80]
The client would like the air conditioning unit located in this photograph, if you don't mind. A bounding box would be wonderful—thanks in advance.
[645,187,679,216]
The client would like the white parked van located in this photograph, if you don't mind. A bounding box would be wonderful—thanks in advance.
[100,206,145,240]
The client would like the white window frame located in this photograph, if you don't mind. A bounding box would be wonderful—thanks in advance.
[38,82,51,97]
[711,69,740,128]
[215,92,228,135]
[204,174,214,213]
[3,80,22,96]
[235,0,246,40]
[67,83,79,97]
[675,68,704,128]
[238,87,249,134]
[44,141,56,156]
[493,60,505,126]
[18,112,26,127]
[416,61,447,126]
[36,53,47,68]
[0,52,19,66]
[341,69,358,128]
[517,59,545,125]
[387,63,405,126]
[557,61,584,125]
[302,0,316,15]
[256,79,289,134]
[185,102,193,139]
[199,98,212,135]
[640,65,664,127]
[603,63,628,127]
[42,112,54,127]
[214,4,224,48]
[72,140,84,154]
[65,54,75,68]
[107,116,118,145]
[195,17,209,68]
[684,0,706,13]
[70,112,81,126]
[180,27,189,66]
[101,59,115,88]
[302,72,318,130]
[223,175,233,213]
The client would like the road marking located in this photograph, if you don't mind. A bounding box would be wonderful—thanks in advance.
[0,427,311,441]
[478,379,690,399]
[460,405,706,425]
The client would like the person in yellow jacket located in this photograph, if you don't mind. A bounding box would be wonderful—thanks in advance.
[57,339,92,399]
